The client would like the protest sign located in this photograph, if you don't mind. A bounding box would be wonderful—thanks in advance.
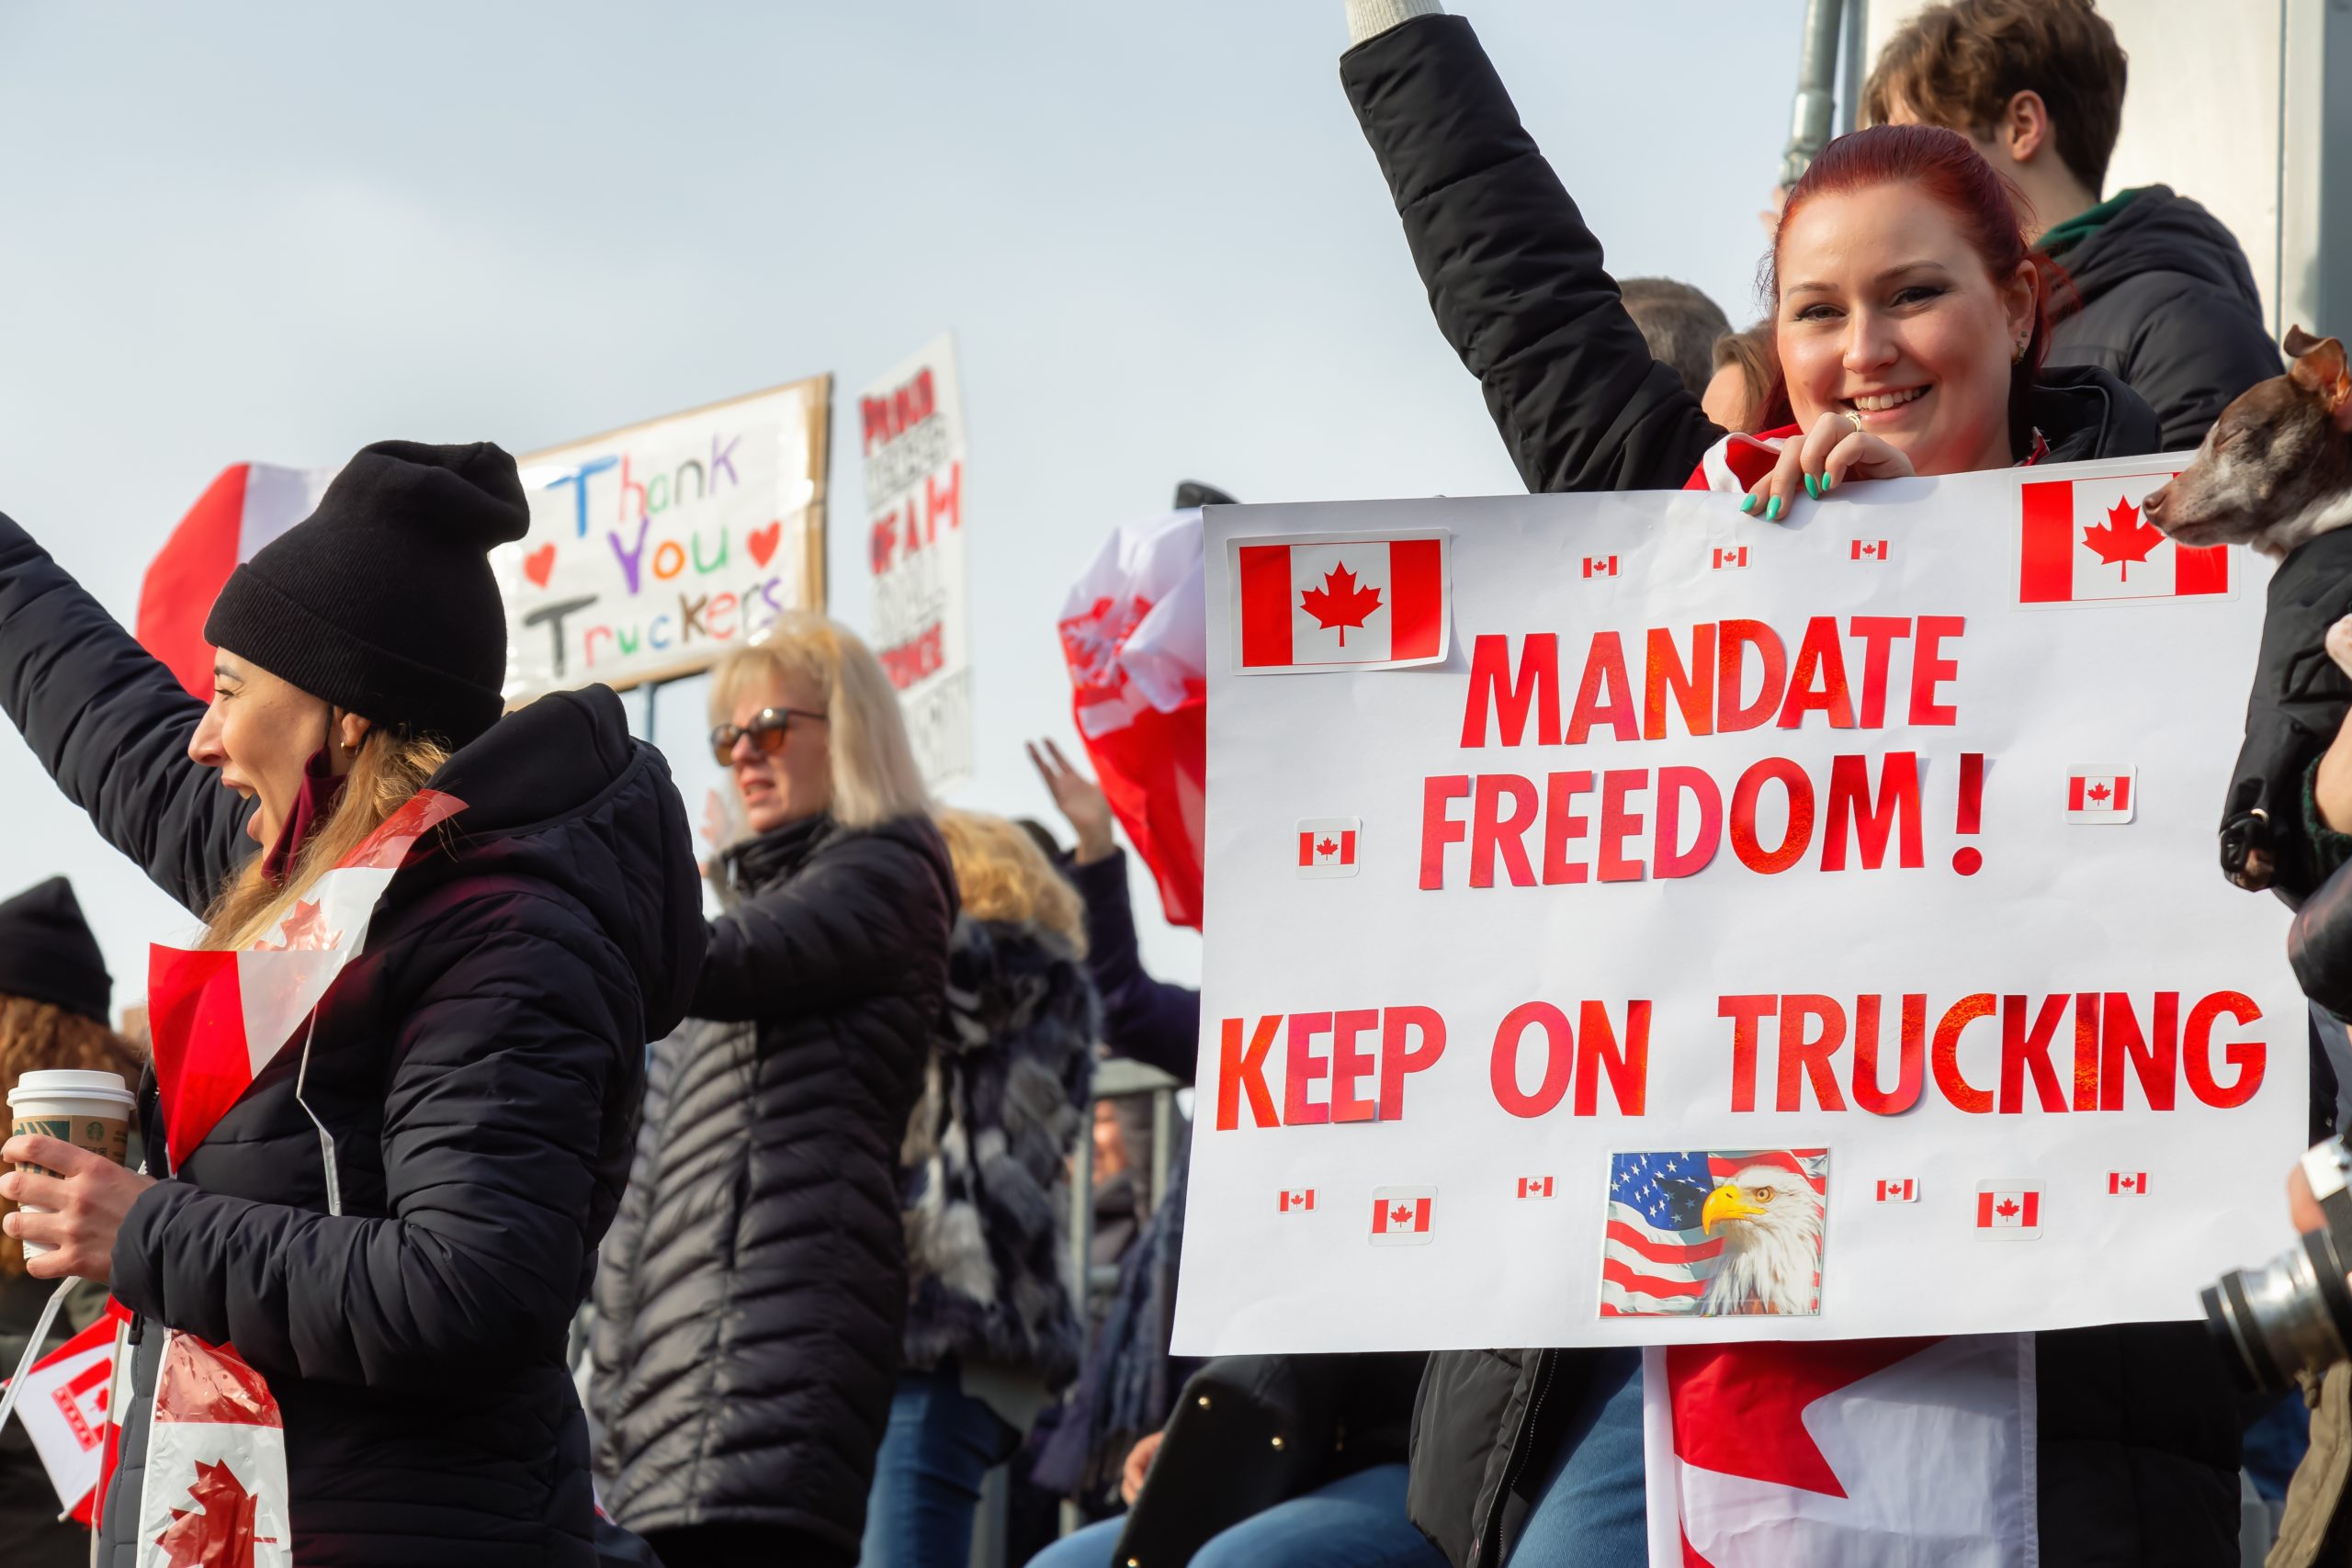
[501,378,830,701]
[1173,457,2304,1353]
[862,334,972,793]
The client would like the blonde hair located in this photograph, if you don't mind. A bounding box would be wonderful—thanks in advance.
[0,995,141,1277]
[709,612,931,829]
[200,729,450,951]
[936,810,1086,954]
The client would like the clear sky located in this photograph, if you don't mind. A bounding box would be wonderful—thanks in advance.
[0,0,1807,1005]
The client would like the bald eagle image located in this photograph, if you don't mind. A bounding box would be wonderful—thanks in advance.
[1698,1164,1826,1315]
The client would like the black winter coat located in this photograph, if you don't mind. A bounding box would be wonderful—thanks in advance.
[0,513,705,1567]
[590,810,957,1560]
[2043,186,2281,452]
[1342,17,2240,1568]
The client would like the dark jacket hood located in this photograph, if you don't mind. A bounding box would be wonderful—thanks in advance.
[2028,363,2164,465]
[412,683,705,1039]
[2054,186,2265,318]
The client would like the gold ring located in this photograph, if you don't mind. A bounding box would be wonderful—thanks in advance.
[1845,411,1864,434]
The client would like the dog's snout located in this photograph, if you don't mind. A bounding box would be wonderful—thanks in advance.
[2142,482,2169,525]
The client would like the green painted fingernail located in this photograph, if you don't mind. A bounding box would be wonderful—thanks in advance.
[1804,474,1818,500]
[1739,493,1758,513]
[1766,495,1783,522]
[1825,471,1837,491]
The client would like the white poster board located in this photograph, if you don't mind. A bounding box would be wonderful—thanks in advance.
[498,377,830,702]
[862,334,973,794]
[1174,457,2304,1354]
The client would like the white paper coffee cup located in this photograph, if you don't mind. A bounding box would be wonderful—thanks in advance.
[8,1069,134,1258]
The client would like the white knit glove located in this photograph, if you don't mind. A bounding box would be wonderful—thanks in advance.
[1346,0,1445,47]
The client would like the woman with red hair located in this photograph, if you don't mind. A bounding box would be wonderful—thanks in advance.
[1337,7,2228,1568]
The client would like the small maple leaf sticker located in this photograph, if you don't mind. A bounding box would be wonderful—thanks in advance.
[1299,562,1383,647]
[154,1459,270,1568]
[1390,1204,1414,1226]
[1996,1198,2020,1220]
[2080,496,2165,581]
[1316,837,1339,858]
[2086,782,2111,803]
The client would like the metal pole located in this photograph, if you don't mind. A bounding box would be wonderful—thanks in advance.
[1781,0,1849,187]
[1838,0,1868,137]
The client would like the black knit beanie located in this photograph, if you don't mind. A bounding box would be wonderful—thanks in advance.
[0,877,112,1024]
[203,440,529,748]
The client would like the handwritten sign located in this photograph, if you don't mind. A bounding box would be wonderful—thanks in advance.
[499,377,830,700]
[863,335,972,793]
[1173,457,2302,1354]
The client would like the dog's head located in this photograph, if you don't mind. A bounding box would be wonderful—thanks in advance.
[2143,327,2352,558]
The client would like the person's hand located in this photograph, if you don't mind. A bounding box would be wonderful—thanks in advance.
[1027,739,1116,863]
[1740,411,1916,524]
[2292,1159,2326,1237]
[1120,1429,1164,1506]
[0,1135,154,1282]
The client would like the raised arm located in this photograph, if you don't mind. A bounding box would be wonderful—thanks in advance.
[693,821,956,1025]
[0,512,253,913]
[1340,9,1726,492]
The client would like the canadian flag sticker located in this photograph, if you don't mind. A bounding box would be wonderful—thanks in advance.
[1875,1178,1917,1203]
[1370,1184,1437,1246]
[1975,1181,2043,1238]
[1850,538,1890,561]
[2066,765,2136,824]
[2018,473,2229,604]
[1517,1176,1555,1200]
[1296,817,1361,878]
[2109,1172,2148,1195]
[1711,546,1748,570]
[1582,555,1620,579]
[1232,532,1450,673]
[1279,1188,1316,1213]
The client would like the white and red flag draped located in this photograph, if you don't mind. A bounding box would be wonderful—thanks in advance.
[146,790,463,1169]
[134,1331,291,1568]
[1057,509,1209,928]
[1644,1335,2034,1566]
[4,1304,130,1525]
[135,463,339,701]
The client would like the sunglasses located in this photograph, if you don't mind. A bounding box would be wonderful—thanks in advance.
[709,706,827,765]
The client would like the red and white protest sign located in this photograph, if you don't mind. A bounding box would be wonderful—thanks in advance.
[1175,457,2300,1355]
[863,335,973,792]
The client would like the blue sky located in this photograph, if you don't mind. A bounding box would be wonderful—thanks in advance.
[0,0,1806,1001]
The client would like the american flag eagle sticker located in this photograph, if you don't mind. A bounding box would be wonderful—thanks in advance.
[2066,766,2135,823]
[1600,1149,1827,1317]
[1975,1181,2042,1238]
[1296,818,1360,878]
[1370,1185,1436,1245]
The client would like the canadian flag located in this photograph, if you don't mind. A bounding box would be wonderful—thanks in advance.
[2066,766,2135,823]
[1518,1176,1555,1199]
[2018,475,2227,604]
[5,1312,124,1525]
[1057,508,1210,929]
[147,792,464,1168]
[1234,534,1449,671]
[1644,1336,2033,1566]
[1296,817,1361,878]
[1850,539,1890,561]
[1712,546,1748,570]
[1279,1189,1316,1213]
[1370,1185,1437,1245]
[1874,1178,1917,1203]
[2109,1171,2148,1195]
[134,1332,292,1568]
[1975,1183,2042,1237]
[136,463,340,702]
[1582,555,1619,578]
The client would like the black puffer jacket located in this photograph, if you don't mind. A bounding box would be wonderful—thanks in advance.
[590,810,957,1559]
[1343,16,2240,1568]
[0,513,705,1567]
[2042,186,2281,452]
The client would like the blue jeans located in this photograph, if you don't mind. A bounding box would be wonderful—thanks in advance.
[1508,1348,1648,1567]
[859,1369,1019,1568]
[1024,1461,1442,1568]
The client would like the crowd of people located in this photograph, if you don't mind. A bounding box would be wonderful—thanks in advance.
[0,0,2339,1564]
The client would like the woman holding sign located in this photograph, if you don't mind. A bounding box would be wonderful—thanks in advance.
[0,441,706,1567]
[1337,8,2231,1568]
